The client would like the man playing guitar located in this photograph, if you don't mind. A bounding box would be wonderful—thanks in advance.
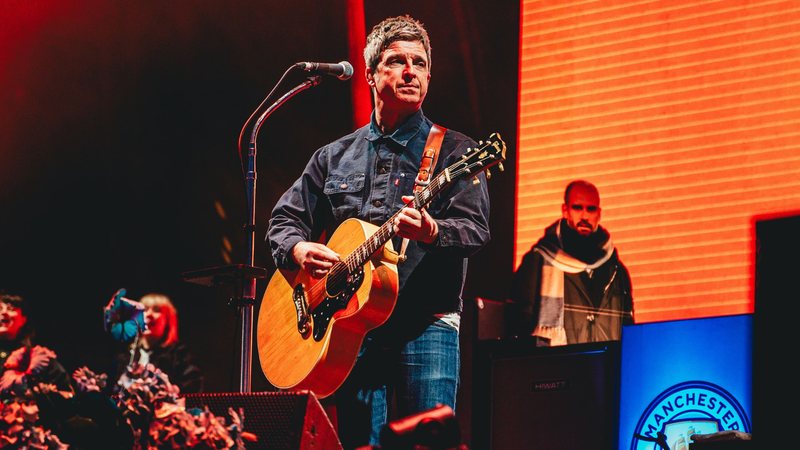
[263,14,493,449]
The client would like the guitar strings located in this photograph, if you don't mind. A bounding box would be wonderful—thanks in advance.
[322,147,491,296]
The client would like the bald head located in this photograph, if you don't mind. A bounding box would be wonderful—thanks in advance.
[562,180,601,236]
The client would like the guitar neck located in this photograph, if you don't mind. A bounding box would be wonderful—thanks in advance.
[338,131,506,273]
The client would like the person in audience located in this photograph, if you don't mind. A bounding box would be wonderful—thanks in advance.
[0,292,71,391]
[113,292,204,393]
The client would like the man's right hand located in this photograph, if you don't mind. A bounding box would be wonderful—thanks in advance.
[291,242,341,278]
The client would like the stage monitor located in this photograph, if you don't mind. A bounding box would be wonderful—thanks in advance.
[472,339,620,450]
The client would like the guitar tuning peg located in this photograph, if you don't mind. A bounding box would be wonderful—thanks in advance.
[486,169,492,180]
[472,178,481,185]
[498,162,505,172]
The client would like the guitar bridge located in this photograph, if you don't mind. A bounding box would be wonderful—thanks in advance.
[293,284,311,337]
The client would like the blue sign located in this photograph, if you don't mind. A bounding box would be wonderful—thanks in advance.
[618,314,752,449]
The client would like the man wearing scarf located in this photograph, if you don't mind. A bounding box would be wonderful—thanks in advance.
[510,180,634,346]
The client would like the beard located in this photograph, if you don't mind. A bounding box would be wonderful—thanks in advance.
[560,220,608,263]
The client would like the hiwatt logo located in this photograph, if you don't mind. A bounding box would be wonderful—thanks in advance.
[531,378,568,392]
[629,381,750,450]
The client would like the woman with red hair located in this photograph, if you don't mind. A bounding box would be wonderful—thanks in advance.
[139,293,180,349]
[116,293,204,393]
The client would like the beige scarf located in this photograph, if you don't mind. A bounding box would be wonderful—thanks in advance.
[532,225,615,346]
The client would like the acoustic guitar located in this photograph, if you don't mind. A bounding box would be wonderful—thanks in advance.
[257,132,506,398]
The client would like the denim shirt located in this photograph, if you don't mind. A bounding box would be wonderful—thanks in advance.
[267,109,491,321]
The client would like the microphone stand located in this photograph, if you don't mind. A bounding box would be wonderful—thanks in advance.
[238,75,321,392]
[182,70,322,393]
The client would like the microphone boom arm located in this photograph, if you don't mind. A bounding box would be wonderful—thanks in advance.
[248,75,322,150]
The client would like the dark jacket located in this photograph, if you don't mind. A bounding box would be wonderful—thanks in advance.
[267,110,492,342]
[114,342,204,394]
[510,219,633,345]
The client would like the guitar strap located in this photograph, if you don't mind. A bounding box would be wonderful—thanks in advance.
[398,123,447,262]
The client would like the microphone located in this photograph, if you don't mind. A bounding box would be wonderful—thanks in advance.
[296,60,354,80]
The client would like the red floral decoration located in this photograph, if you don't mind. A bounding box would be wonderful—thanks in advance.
[0,350,256,449]
[0,345,57,396]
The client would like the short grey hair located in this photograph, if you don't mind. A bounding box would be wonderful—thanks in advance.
[363,15,432,72]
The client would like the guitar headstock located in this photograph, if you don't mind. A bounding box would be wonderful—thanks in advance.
[411,132,507,209]
[455,132,507,181]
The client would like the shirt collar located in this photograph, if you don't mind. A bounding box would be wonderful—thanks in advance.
[366,109,426,147]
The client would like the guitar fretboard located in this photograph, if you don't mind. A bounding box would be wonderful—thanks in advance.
[328,133,504,281]
[342,168,450,273]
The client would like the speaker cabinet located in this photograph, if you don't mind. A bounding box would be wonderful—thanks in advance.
[182,390,342,450]
[458,297,513,446]
[754,213,799,449]
[471,339,620,450]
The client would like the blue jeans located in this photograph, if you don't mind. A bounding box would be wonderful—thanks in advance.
[334,318,460,449]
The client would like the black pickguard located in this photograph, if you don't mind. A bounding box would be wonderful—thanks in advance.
[309,266,365,341]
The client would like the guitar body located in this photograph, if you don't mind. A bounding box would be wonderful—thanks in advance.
[257,218,399,398]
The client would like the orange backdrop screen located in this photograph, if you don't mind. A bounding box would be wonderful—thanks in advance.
[516,0,800,323]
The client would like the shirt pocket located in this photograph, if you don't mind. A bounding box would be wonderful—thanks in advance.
[323,173,365,221]
[393,172,418,206]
